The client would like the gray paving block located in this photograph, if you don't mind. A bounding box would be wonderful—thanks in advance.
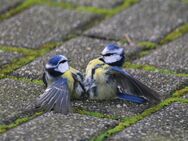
[85,0,188,42]
[12,36,141,79]
[0,112,117,141]
[0,0,23,14]
[56,0,123,9]
[73,69,188,117]
[0,50,23,68]
[127,69,188,100]
[109,103,188,141]
[0,78,43,122]
[134,34,188,73]
[0,5,98,48]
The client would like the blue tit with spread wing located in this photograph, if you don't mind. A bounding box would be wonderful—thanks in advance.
[36,55,85,114]
[84,44,161,104]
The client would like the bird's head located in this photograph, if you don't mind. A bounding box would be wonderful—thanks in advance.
[99,43,125,67]
[45,55,70,77]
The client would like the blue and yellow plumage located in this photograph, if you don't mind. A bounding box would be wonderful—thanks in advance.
[36,55,85,114]
[85,44,161,104]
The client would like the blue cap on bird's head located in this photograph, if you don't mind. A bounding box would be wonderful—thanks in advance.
[100,43,125,67]
[45,55,69,75]
[101,43,124,56]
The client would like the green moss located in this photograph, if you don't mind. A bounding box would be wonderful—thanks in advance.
[92,85,188,141]
[6,75,43,85]
[0,45,36,55]
[0,0,140,22]
[0,0,37,21]
[0,112,43,134]
[124,62,188,77]
[182,0,188,4]
[173,87,188,97]
[0,42,61,79]
[77,0,139,17]
[138,41,157,49]
[0,0,76,21]
[160,23,188,45]
[91,97,184,141]
[74,107,118,120]
[0,55,36,79]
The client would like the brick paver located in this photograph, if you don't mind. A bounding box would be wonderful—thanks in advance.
[135,33,188,73]
[85,0,188,42]
[0,112,117,141]
[0,79,43,123]
[110,103,188,141]
[0,6,99,48]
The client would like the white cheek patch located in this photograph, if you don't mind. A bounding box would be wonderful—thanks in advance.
[55,62,69,73]
[104,54,121,64]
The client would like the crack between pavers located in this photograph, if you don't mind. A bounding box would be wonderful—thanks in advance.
[90,86,188,141]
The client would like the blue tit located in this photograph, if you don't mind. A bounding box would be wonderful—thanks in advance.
[36,55,85,114]
[84,44,161,104]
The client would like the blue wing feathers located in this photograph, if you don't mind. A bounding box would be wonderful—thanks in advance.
[117,92,147,104]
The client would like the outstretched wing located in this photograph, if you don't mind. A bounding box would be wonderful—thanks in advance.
[36,78,71,114]
[107,66,161,104]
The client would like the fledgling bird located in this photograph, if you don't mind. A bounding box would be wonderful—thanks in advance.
[84,44,161,104]
[36,55,85,114]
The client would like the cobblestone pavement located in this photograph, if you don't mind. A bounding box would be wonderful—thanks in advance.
[0,0,188,140]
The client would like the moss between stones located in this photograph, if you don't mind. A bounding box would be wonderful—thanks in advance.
[0,112,43,134]
[124,62,188,77]
[173,86,188,97]
[6,75,44,85]
[0,42,61,79]
[91,86,188,141]
[0,0,139,22]
[160,23,188,45]
[74,107,119,120]
[137,41,157,50]
[91,99,187,141]
[77,0,139,17]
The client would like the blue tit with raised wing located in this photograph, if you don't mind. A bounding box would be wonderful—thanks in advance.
[84,44,161,104]
[36,55,85,114]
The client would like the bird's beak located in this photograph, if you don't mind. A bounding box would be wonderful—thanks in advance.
[99,56,103,61]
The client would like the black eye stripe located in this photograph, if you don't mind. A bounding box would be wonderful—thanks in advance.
[59,60,67,63]
[103,53,114,56]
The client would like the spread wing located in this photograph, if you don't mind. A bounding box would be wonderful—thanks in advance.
[107,66,161,104]
[36,78,71,114]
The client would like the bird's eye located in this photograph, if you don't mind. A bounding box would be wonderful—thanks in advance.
[59,60,67,64]
[104,53,113,56]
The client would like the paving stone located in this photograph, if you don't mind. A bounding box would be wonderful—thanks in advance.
[73,69,188,117]
[85,0,188,42]
[12,36,141,79]
[0,112,117,141]
[0,5,99,48]
[0,0,23,14]
[134,34,188,73]
[127,69,188,100]
[55,0,123,9]
[109,103,188,141]
[0,50,23,68]
[0,78,43,122]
